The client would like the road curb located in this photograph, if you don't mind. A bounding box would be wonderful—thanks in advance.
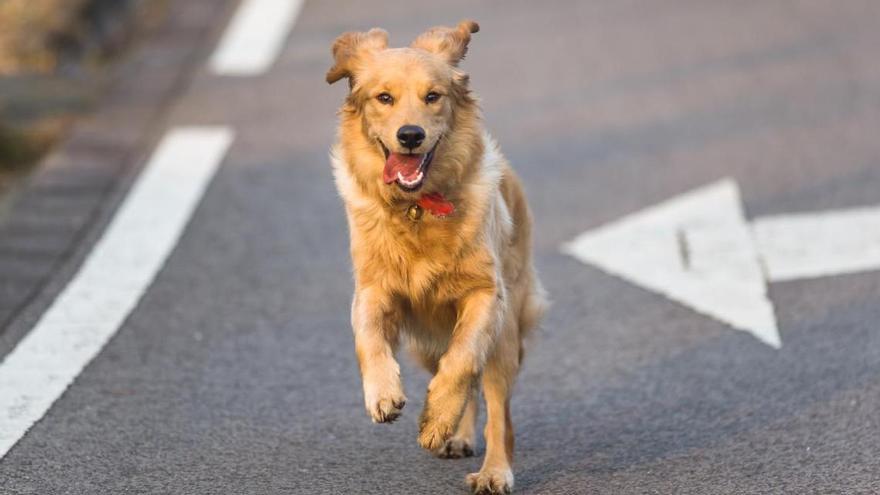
[0,0,237,348]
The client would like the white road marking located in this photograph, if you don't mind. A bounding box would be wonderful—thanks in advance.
[563,178,880,349]
[562,180,780,348]
[753,207,880,282]
[209,0,303,76]
[0,127,233,459]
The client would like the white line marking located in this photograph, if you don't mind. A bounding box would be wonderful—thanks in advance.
[0,127,233,459]
[753,206,880,282]
[209,0,303,76]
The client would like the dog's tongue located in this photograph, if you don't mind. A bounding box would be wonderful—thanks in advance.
[383,153,423,184]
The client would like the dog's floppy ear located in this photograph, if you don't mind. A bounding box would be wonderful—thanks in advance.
[326,28,389,85]
[410,20,479,66]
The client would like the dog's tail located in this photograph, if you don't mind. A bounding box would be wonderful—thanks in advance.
[517,274,549,365]
[520,277,548,337]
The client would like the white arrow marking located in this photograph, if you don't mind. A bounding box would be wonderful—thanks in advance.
[562,179,780,348]
[753,206,880,282]
[562,178,880,349]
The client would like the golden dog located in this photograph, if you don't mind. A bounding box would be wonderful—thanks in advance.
[327,20,546,494]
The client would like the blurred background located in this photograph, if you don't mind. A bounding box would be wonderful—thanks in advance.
[0,1,878,494]
[0,0,165,189]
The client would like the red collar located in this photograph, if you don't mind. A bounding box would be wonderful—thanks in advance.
[417,192,455,217]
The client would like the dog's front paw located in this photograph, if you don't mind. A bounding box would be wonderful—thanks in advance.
[466,468,514,494]
[369,395,406,423]
[417,394,461,450]
[417,413,456,450]
[364,382,406,424]
[436,437,475,459]
[418,374,472,450]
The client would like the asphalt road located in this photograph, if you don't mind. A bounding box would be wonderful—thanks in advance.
[2,1,880,493]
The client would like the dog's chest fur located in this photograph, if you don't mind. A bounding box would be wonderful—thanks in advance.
[333,141,510,308]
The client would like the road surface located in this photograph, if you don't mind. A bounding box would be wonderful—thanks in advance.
[1,1,879,493]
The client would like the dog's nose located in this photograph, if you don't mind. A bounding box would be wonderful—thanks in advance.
[397,125,426,150]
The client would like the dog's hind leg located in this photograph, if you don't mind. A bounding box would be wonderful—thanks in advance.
[466,321,519,494]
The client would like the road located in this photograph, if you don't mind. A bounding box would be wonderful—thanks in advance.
[2,1,879,493]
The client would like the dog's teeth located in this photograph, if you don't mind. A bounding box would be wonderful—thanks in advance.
[396,170,423,187]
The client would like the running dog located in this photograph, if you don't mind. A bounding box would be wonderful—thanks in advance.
[327,20,546,494]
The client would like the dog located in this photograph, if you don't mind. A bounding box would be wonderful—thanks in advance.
[326,20,546,494]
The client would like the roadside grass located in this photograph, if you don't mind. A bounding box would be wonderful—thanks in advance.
[0,0,165,189]
[0,120,70,191]
[0,0,91,75]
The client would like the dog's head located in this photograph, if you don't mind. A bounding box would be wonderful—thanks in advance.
[327,20,480,193]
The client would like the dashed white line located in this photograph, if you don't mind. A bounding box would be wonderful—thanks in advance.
[0,127,234,459]
[209,0,304,76]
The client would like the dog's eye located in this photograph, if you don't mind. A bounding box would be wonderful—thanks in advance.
[376,93,393,105]
[425,92,441,104]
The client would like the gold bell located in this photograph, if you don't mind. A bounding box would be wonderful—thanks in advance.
[407,204,423,221]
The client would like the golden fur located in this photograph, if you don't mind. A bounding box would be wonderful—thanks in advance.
[327,20,546,494]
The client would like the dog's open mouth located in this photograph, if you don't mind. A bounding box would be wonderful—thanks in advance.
[381,140,439,191]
